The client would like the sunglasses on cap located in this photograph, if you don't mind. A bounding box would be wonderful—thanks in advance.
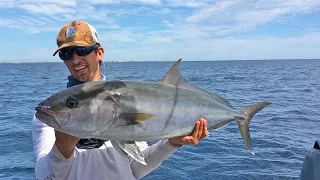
[59,44,99,61]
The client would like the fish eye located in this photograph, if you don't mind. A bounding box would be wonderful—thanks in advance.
[66,97,79,108]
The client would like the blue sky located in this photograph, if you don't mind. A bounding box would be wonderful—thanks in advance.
[0,0,319,62]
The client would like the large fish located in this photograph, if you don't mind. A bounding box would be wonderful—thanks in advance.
[35,59,271,164]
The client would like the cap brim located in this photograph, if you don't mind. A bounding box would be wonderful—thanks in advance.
[52,41,95,56]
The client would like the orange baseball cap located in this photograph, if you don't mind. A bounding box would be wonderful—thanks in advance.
[53,21,101,56]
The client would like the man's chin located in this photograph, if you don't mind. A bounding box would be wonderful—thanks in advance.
[72,73,90,82]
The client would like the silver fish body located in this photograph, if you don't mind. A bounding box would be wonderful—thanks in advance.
[94,80,241,141]
[35,59,271,162]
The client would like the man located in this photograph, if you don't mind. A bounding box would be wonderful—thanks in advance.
[300,138,320,180]
[32,20,209,180]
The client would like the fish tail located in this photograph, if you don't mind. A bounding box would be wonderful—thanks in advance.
[236,102,271,155]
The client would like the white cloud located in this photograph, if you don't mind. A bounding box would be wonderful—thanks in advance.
[90,0,120,4]
[0,0,77,9]
[158,8,172,14]
[235,8,290,26]
[19,4,76,15]
[0,16,61,33]
[1,30,319,62]
[162,20,174,28]
[90,0,161,5]
[186,1,235,23]
[0,0,319,62]
[0,0,15,8]
[1,0,317,36]
[166,0,211,8]
[20,0,77,6]
[183,0,320,37]
[99,30,138,44]
[102,32,320,61]
[136,0,161,5]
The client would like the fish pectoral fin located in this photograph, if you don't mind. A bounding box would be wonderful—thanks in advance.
[110,140,146,165]
[120,113,155,124]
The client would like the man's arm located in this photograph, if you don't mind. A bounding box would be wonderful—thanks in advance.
[32,114,77,179]
[131,118,208,179]
[54,131,80,159]
[32,114,56,161]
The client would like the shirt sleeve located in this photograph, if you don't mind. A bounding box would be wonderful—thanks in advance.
[32,113,75,180]
[300,147,320,180]
[131,139,180,179]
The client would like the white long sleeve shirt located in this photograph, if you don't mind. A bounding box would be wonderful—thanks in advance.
[300,139,320,180]
[32,114,179,180]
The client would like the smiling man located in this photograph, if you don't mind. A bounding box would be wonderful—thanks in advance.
[32,20,209,180]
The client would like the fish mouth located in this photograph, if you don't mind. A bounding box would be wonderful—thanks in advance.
[35,105,54,116]
[35,105,63,129]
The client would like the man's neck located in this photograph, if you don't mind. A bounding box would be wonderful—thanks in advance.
[67,73,105,88]
[91,71,102,82]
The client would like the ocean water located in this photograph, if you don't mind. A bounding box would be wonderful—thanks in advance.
[0,59,319,180]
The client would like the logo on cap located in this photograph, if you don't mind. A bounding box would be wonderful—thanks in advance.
[66,26,76,38]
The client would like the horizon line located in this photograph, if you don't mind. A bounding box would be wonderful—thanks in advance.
[0,58,319,64]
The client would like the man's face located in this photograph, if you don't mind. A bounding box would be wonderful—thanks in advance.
[62,45,104,82]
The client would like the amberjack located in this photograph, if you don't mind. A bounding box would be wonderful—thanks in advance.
[35,59,271,164]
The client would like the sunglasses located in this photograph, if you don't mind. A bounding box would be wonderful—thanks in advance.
[59,44,99,61]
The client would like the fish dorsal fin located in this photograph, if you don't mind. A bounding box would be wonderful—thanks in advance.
[162,59,233,108]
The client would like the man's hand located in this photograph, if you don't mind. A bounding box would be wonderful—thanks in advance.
[168,118,209,147]
[55,130,80,159]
